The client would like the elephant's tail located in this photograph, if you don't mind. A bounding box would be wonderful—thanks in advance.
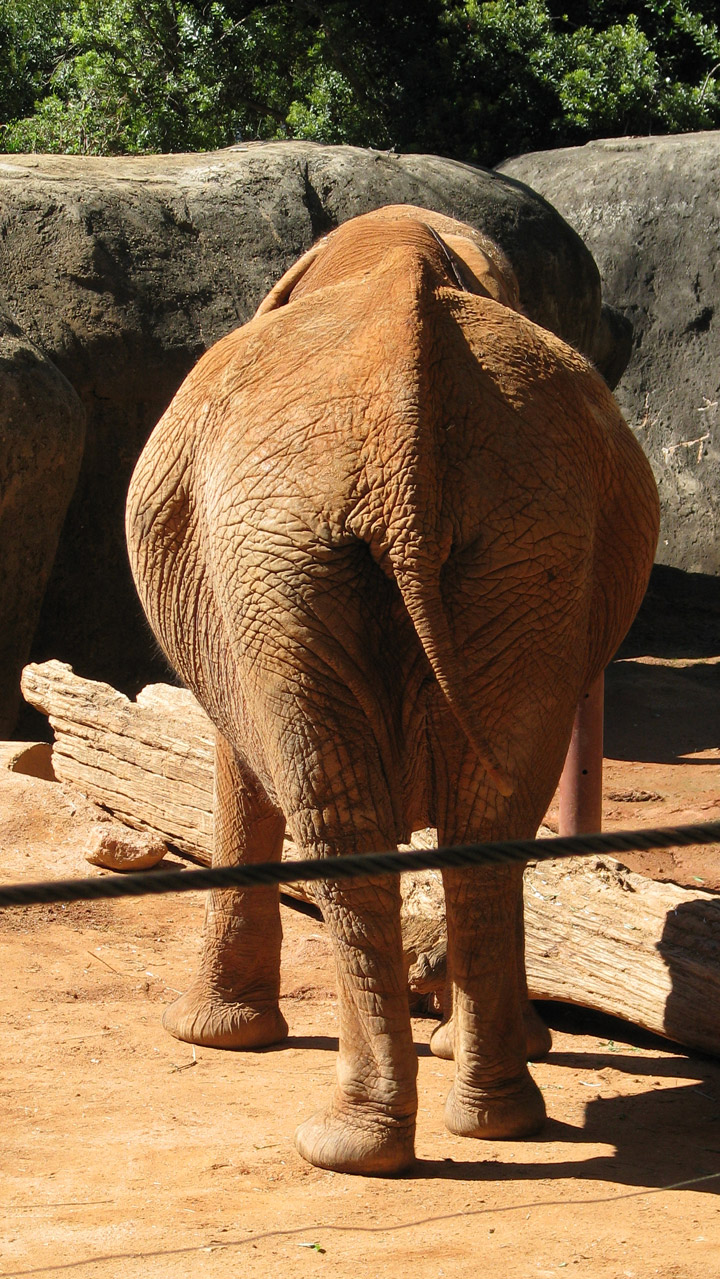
[392,563,514,799]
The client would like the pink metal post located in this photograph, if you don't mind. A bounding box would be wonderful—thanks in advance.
[558,672,605,836]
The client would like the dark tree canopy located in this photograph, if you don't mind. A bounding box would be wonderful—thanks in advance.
[1,1,719,164]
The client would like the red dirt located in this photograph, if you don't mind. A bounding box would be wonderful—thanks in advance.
[1,654,719,1279]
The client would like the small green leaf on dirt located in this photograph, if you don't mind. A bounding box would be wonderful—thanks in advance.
[298,1242,326,1254]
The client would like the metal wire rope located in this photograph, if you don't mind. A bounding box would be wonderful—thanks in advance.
[1,821,719,910]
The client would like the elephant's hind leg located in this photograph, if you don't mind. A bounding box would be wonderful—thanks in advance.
[430,1005,550,1063]
[162,732,288,1050]
[430,894,552,1064]
[433,744,547,1141]
[441,856,546,1140]
[294,868,418,1176]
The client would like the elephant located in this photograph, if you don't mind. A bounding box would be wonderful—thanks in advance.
[126,204,659,1176]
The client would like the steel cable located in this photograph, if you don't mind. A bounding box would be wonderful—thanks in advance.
[0,821,719,910]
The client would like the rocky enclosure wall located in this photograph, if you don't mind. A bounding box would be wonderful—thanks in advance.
[0,306,84,735]
[0,141,625,707]
[500,132,720,579]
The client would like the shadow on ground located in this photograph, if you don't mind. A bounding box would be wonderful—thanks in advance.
[413,1001,720,1191]
[605,660,720,763]
[620,565,720,661]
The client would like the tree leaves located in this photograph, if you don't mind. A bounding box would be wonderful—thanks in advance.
[0,0,718,161]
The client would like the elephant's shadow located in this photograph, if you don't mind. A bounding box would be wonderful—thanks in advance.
[412,1011,720,1192]
[270,1018,720,1195]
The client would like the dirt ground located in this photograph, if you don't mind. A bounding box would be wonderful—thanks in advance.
[1,654,719,1279]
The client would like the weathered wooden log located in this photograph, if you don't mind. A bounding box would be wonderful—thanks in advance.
[524,855,720,1057]
[21,660,720,1054]
[21,661,215,859]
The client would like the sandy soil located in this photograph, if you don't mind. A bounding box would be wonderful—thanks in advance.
[1,655,719,1279]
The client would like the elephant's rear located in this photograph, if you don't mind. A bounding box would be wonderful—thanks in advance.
[125,334,259,753]
[582,374,660,681]
[435,288,659,674]
[124,209,663,1180]
[127,234,659,823]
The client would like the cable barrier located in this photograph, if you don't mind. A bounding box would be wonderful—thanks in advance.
[1,821,719,910]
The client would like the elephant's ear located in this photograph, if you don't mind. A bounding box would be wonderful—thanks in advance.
[441,234,520,312]
[254,240,328,317]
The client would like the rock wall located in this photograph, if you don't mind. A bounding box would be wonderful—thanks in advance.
[500,132,720,578]
[0,142,628,703]
[0,306,85,734]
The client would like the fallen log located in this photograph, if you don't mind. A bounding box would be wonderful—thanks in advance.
[21,661,215,859]
[21,660,720,1055]
[524,855,720,1057]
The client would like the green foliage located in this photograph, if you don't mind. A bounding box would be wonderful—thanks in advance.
[552,17,661,134]
[548,2,720,137]
[0,0,718,161]
[0,0,66,123]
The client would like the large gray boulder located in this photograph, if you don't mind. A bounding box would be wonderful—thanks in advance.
[500,132,720,578]
[0,142,627,699]
[0,307,85,734]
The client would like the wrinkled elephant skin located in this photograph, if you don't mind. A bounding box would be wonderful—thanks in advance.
[126,205,659,1175]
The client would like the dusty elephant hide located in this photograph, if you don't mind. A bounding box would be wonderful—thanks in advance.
[125,204,659,1176]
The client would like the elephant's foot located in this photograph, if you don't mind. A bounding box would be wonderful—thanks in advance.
[430,1004,552,1064]
[444,1068,545,1140]
[524,1002,553,1060]
[162,984,288,1050]
[429,1018,454,1060]
[294,1099,416,1176]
